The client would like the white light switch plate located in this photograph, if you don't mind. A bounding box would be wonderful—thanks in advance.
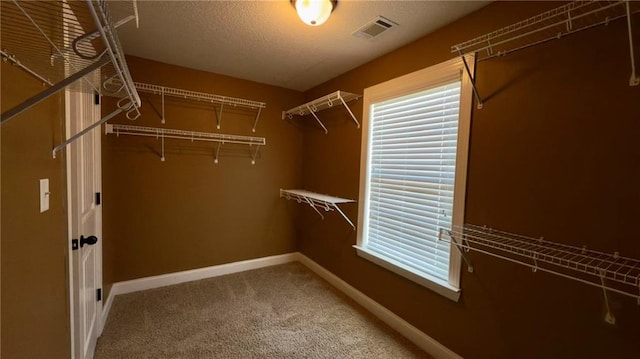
[40,178,49,213]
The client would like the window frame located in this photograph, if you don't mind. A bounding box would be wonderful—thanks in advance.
[354,55,475,302]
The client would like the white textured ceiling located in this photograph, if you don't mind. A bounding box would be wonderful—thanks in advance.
[118,1,490,91]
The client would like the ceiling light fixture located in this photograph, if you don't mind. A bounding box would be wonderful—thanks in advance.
[291,0,337,27]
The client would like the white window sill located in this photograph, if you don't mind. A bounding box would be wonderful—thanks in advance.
[354,245,461,302]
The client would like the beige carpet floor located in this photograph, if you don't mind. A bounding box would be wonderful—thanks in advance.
[95,262,431,358]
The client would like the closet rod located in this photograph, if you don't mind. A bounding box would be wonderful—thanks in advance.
[0,0,142,158]
[1,55,110,124]
[53,105,125,158]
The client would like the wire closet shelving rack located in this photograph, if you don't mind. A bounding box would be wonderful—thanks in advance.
[133,82,267,132]
[451,0,640,109]
[280,189,356,230]
[439,224,640,324]
[283,91,361,134]
[106,124,266,164]
[1,0,142,157]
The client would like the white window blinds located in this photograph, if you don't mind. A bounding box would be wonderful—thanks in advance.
[365,80,462,282]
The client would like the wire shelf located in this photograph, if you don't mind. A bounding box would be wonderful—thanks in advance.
[282,91,361,134]
[452,1,640,61]
[133,82,266,132]
[2,0,142,157]
[1,0,140,105]
[135,82,266,110]
[280,189,356,230]
[439,224,640,300]
[105,123,265,164]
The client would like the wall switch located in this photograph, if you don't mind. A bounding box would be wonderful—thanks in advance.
[40,178,50,213]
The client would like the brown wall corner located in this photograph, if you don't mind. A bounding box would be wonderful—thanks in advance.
[101,56,306,288]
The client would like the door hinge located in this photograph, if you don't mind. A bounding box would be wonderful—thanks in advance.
[95,192,101,205]
[94,92,100,105]
[71,239,79,251]
[97,288,102,302]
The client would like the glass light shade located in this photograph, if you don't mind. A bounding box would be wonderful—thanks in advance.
[295,0,334,26]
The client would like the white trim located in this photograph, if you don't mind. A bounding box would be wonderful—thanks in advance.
[448,54,475,288]
[297,253,463,359]
[101,253,299,324]
[64,88,76,359]
[101,285,115,332]
[354,246,461,302]
[357,55,475,300]
[94,94,104,338]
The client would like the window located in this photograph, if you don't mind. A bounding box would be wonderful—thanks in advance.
[355,56,475,301]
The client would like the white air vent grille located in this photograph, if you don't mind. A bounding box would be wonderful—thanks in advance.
[353,16,398,40]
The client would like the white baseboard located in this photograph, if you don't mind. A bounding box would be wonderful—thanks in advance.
[101,251,459,358]
[100,287,114,334]
[101,252,298,327]
[297,253,462,359]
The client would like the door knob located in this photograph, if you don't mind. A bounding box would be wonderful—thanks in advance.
[80,235,98,247]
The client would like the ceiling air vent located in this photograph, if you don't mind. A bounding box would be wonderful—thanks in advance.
[352,16,398,40]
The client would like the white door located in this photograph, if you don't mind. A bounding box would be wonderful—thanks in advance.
[66,89,102,359]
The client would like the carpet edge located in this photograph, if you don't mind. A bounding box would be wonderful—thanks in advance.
[101,252,299,329]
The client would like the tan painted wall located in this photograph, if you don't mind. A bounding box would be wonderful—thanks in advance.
[1,65,70,358]
[299,2,640,358]
[101,57,305,293]
[5,2,640,358]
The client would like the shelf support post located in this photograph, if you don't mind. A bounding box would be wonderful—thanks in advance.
[214,142,223,164]
[305,104,328,134]
[625,1,640,86]
[161,87,166,123]
[338,95,360,128]
[599,273,616,324]
[332,204,356,230]
[305,198,325,219]
[216,103,224,129]
[250,144,260,165]
[455,48,483,109]
[160,130,166,162]
[252,107,262,133]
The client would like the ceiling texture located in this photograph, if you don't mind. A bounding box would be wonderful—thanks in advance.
[118,1,490,91]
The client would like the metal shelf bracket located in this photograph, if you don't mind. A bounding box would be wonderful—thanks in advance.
[456,50,483,109]
[625,1,640,86]
[440,229,474,273]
